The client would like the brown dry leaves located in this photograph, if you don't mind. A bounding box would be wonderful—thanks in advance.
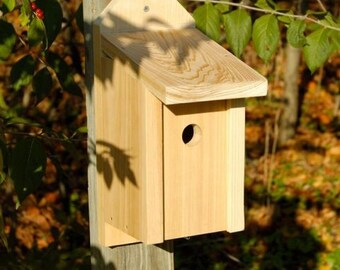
[15,193,61,250]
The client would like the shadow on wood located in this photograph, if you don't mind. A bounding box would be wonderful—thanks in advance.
[88,139,137,189]
[91,246,116,270]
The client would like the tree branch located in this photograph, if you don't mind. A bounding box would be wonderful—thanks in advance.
[189,0,340,32]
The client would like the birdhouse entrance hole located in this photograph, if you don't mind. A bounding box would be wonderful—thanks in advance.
[182,124,201,146]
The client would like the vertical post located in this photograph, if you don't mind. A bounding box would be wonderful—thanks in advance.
[83,0,174,269]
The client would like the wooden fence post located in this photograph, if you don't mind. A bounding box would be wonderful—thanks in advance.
[83,0,174,269]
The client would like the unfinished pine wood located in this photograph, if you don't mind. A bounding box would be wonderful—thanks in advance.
[109,241,174,270]
[163,101,229,239]
[225,99,245,232]
[98,0,194,33]
[94,55,164,246]
[102,29,267,105]
[87,0,174,268]
[92,21,106,246]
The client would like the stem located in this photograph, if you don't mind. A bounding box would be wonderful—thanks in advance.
[264,119,270,190]
[316,0,327,12]
[2,131,85,143]
[188,0,340,32]
[268,109,280,195]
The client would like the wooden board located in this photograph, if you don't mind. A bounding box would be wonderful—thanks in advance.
[163,101,228,239]
[98,0,195,33]
[94,55,164,246]
[226,99,245,232]
[163,100,245,239]
[102,29,267,104]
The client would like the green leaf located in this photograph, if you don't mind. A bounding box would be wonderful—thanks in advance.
[214,3,229,14]
[46,53,83,97]
[9,137,46,202]
[21,0,31,16]
[303,28,332,73]
[287,19,307,48]
[10,55,36,91]
[252,14,280,62]
[19,13,31,27]
[224,9,252,58]
[193,3,221,42]
[255,0,277,10]
[330,29,340,52]
[306,10,328,20]
[19,0,32,26]
[0,20,16,61]
[35,0,62,48]
[5,116,41,127]
[0,89,9,110]
[277,10,294,25]
[327,249,340,269]
[28,17,47,47]
[215,3,230,25]
[76,126,88,133]
[2,0,15,12]
[32,68,53,102]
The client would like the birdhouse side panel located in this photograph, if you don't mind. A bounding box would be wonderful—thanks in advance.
[94,56,163,245]
[225,99,245,232]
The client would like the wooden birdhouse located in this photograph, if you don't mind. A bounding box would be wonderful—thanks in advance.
[92,0,267,247]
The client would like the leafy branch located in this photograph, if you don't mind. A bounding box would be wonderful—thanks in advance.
[192,0,340,32]
[0,0,84,214]
[190,0,340,72]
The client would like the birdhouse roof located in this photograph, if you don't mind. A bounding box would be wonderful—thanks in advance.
[101,28,267,105]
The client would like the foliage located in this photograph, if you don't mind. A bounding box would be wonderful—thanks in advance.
[0,0,86,257]
[191,0,340,72]
[0,0,83,198]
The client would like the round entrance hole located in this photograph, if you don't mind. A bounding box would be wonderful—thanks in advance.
[182,124,201,146]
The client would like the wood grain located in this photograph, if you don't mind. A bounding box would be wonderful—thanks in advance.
[163,101,229,239]
[98,0,195,33]
[102,29,267,104]
[225,99,245,232]
[95,56,164,246]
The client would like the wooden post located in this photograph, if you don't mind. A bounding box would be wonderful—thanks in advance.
[83,0,174,269]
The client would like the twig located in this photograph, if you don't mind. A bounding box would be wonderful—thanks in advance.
[18,36,29,49]
[188,0,340,32]
[2,130,86,143]
[268,109,281,197]
[316,0,327,12]
[264,119,270,189]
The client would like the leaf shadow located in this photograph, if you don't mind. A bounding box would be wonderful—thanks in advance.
[88,139,137,189]
[91,246,116,270]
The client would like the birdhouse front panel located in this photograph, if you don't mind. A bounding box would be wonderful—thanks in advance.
[163,101,228,240]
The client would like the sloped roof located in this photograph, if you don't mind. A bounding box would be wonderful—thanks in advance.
[102,28,267,104]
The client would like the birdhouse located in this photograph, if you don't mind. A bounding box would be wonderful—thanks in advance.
[92,0,267,247]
